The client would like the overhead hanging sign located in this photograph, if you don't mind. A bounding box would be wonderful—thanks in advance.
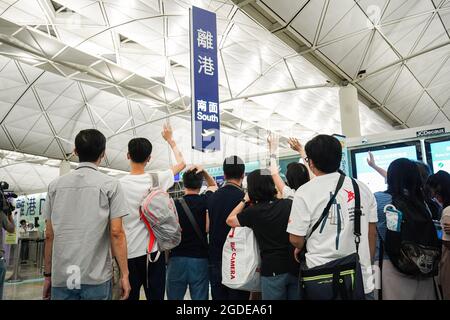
[190,6,220,152]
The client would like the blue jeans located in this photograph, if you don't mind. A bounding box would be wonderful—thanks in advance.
[261,273,299,300]
[365,291,375,300]
[0,258,6,300]
[167,256,209,300]
[51,280,112,300]
[209,260,250,300]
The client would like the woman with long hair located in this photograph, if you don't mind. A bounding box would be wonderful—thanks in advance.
[374,158,437,300]
[427,170,450,300]
[226,169,298,300]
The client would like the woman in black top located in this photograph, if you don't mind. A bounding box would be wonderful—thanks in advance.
[226,169,298,300]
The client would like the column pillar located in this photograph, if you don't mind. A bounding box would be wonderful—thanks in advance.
[339,84,361,138]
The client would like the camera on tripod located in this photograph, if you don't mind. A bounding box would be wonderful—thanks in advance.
[0,181,17,216]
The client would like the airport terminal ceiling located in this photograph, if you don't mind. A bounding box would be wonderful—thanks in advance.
[0,0,448,193]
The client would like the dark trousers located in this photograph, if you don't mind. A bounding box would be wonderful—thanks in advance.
[127,252,166,300]
[209,260,250,300]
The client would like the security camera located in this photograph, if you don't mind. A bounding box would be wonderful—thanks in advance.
[362,137,368,144]
[357,70,367,79]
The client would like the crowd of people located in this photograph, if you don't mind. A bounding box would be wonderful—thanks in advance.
[3,123,446,301]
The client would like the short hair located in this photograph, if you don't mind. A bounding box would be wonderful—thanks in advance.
[223,156,245,180]
[75,129,106,163]
[286,162,310,191]
[427,170,450,208]
[183,168,204,190]
[305,135,342,174]
[128,138,152,163]
[247,169,277,203]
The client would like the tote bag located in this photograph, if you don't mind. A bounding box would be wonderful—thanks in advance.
[222,227,261,292]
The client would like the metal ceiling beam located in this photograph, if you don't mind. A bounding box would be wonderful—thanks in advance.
[221,82,335,103]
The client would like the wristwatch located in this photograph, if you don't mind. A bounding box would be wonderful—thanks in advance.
[241,198,247,204]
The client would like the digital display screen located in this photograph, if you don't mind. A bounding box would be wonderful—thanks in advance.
[351,143,421,193]
[427,139,450,174]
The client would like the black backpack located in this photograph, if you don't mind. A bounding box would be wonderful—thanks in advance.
[384,195,441,277]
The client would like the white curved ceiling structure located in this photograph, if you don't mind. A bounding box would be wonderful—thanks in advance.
[235,0,450,127]
[1,0,438,193]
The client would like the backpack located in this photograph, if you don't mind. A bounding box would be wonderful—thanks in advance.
[139,173,181,261]
[221,227,261,292]
[384,195,441,277]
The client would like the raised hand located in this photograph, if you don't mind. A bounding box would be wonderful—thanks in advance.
[288,138,305,158]
[161,122,174,144]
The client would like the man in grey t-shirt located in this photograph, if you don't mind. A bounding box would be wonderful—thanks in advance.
[42,129,131,300]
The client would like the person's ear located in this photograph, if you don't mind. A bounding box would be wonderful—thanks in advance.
[127,152,130,160]
[146,155,151,163]
[308,159,315,171]
[73,148,78,157]
[99,151,105,162]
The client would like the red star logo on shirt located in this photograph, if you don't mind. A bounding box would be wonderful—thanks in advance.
[344,189,355,203]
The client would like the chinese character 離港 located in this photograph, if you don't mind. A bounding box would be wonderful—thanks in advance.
[208,101,218,114]
[197,28,214,50]
[197,99,207,112]
[198,55,214,76]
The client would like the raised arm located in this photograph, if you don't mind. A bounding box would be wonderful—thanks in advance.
[162,122,186,175]
[268,133,287,194]
[288,137,315,179]
[202,169,217,191]
[367,151,387,179]
[226,193,249,227]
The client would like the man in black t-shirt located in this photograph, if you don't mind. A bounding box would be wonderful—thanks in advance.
[167,166,217,300]
[207,156,250,301]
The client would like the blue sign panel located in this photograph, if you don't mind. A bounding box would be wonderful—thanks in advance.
[190,6,220,152]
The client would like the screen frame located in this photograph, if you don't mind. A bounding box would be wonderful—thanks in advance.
[424,135,450,174]
[350,141,423,179]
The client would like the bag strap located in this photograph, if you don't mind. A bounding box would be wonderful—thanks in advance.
[178,197,208,249]
[376,227,384,300]
[310,174,346,237]
[139,206,160,263]
[350,178,362,253]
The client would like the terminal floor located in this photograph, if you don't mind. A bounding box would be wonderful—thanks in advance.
[3,265,197,300]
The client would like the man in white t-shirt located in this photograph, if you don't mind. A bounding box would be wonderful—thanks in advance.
[287,134,378,298]
[119,123,186,300]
